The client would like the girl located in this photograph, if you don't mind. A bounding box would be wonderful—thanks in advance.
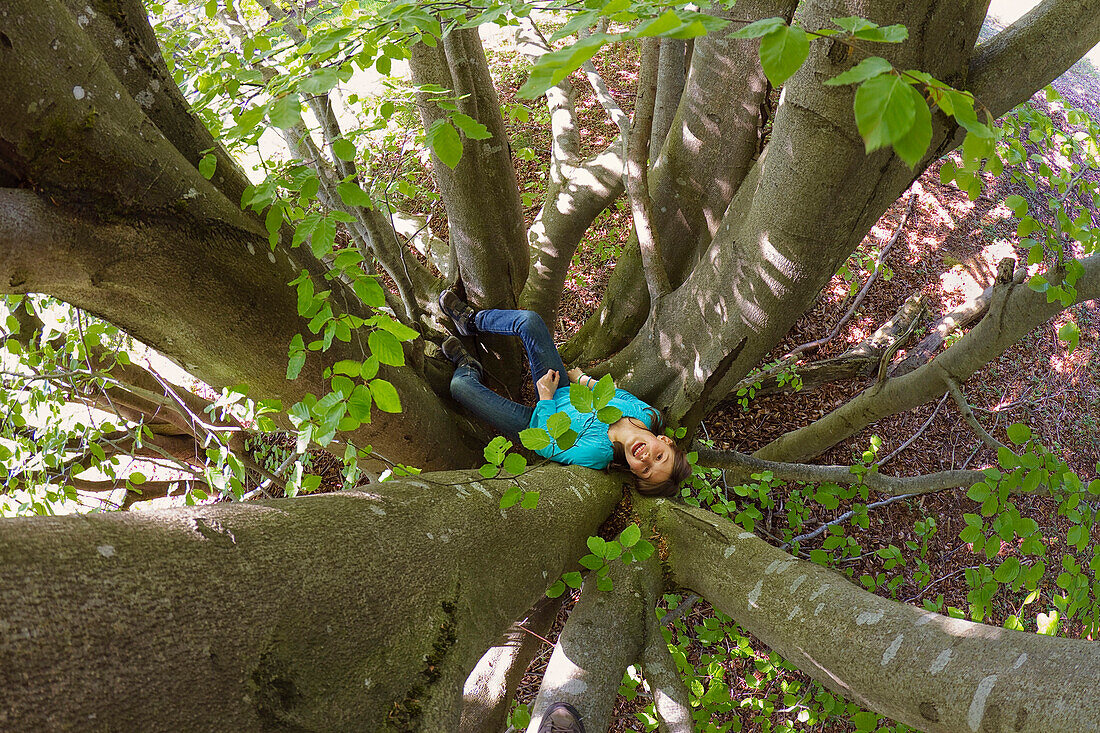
[439,289,690,496]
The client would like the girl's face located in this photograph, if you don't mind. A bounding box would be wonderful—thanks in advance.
[623,430,676,484]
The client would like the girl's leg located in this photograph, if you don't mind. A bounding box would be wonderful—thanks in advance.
[473,310,568,392]
[449,366,533,437]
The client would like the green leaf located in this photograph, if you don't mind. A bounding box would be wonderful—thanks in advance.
[287,334,306,380]
[824,56,892,86]
[369,379,401,413]
[592,374,615,409]
[336,181,372,208]
[633,9,682,37]
[372,315,420,342]
[546,411,571,438]
[730,17,786,39]
[520,491,539,509]
[368,329,405,366]
[479,463,499,479]
[1005,194,1028,217]
[892,84,932,168]
[332,138,356,161]
[1057,321,1080,353]
[198,153,217,179]
[633,539,654,560]
[831,16,878,34]
[503,452,527,475]
[569,383,594,413]
[556,429,578,450]
[518,35,606,99]
[353,277,386,307]
[268,94,302,128]
[347,384,372,422]
[1006,423,1032,445]
[994,557,1020,583]
[426,120,463,169]
[758,25,809,87]
[451,112,491,140]
[853,74,915,153]
[967,481,992,502]
[579,554,603,570]
[545,580,566,598]
[500,486,521,507]
[587,535,607,556]
[853,24,908,43]
[299,67,342,94]
[596,406,623,424]
[563,571,583,589]
[1036,610,1059,635]
[620,523,641,547]
[519,427,551,451]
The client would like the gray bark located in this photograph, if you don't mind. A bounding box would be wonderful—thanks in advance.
[969,0,1100,117]
[408,31,528,308]
[0,467,622,730]
[0,0,481,468]
[640,497,1100,733]
[562,0,796,364]
[649,38,687,159]
[601,0,1041,420]
[460,596,563,733]
[526,557,663,733]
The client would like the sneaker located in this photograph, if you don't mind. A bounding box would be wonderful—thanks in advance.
[441,336,483,376]
[439,288,477,337]
[538,702,585,733]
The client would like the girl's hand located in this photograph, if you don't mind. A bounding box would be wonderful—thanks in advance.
[567,367,584,383]
[536,369,560,400]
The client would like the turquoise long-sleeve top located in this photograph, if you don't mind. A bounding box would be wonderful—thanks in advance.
[528,387,655,469]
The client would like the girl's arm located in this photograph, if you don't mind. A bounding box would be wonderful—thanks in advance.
[567,367,596,387]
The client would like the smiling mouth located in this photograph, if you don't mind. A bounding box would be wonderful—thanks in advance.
[632,442,646,459]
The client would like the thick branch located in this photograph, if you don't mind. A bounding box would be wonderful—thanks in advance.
[639,497,1100,732]
[627,37,673,301]
[515,17,582,163]
[459,596,563,733]
[0,467,623,729]
[526,557,661,733]
[969,0,1100,118]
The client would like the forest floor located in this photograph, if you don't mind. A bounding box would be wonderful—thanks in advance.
[496,28,1100,733]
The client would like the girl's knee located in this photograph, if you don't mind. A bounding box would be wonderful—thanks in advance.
[516,309,548,334]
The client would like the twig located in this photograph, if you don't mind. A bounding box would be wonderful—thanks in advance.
[941,373,1011,451]
[786,193,915,359]
[782,493,916,550]
[905,566,979,603]
[875,391,949,468]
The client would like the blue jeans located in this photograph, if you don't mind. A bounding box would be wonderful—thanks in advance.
[449,309,568,436]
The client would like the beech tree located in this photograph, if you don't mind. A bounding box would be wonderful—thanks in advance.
[2,0,1099,731]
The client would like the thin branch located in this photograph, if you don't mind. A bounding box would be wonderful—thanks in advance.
[942,374,1011,452]
[696,447,986,499]
[875,391,949,468]
[783,493,916,551]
